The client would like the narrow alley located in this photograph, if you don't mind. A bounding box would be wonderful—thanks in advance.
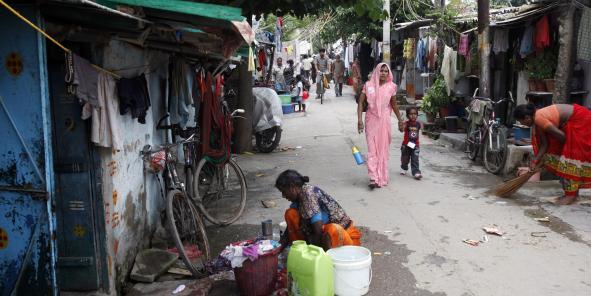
[212,84,591,296]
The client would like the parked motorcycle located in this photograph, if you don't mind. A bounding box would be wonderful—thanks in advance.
[252,87,283,153]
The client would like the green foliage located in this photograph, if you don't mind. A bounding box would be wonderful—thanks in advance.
[525,51,557,80]
[422,75,453,114]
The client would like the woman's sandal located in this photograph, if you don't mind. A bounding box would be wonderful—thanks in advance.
[368,181,380,190]
[553,196,577,205]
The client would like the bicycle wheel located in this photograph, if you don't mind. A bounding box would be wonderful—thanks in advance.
[166,189,210,278]
[193,158,247,226]
[465,122,479,161]
[483,126,508,174]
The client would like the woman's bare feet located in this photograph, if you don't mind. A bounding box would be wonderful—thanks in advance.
[553,195,577,205]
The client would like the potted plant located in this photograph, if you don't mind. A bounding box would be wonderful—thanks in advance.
[424,76,454,118]
[525,51,557,91]
[420,95,437,122]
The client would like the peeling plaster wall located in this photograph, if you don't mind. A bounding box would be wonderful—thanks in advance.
[97,40,169,294]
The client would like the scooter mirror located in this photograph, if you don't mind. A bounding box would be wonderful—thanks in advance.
[232,109,245,116]
[141,145,152,155]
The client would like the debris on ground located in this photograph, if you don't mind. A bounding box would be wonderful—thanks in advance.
[130,248,179,283]
[172,284,186,294]
[373,252,383,255]
[384,251,391,255]
[482,226,504,236]
[168,267,192,276]
[495,201,507,205]
[126,278,213,296]
[384,230,393,233]
[280,146,296,151]
[243,151,255,155]
[262,199,278,208]
[256,172,266,177]
[295,146,303,149]
[462,239,480,246]
[531,231,550,237]
[482,235,489,242]
[534,217,550,222]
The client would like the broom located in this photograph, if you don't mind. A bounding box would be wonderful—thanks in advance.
[494,162,543,198]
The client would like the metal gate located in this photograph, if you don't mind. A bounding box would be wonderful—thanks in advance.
[0,5,56,295]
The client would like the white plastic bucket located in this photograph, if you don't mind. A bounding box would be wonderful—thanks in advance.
[326,246,372,296]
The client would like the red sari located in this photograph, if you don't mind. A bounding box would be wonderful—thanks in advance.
[533,104,591,197]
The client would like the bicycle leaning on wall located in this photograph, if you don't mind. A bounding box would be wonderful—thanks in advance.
[465,89,514,175]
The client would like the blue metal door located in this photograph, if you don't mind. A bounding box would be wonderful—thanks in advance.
[0,5,56,296]
[48,53,105,291]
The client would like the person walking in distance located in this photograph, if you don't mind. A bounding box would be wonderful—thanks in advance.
[332,54,346,97]
[302,55,313,80]
[273,57,286,92]
[314,49,330,99]
[351,57,362,97]
[357,63,403,189]
[400,106,422,180]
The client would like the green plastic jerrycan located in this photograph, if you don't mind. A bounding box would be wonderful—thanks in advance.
[287,240,334,296]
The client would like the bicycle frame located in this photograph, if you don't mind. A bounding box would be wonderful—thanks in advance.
[468,90,514,152]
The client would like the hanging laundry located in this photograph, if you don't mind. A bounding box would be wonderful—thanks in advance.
[428,36,438,70]
[118,74,151,124]
[415,38,427,73]
[458,34,469,56]
[440,45,457,96]
[248,47,255,72]
[65,52,99,108]
[403,38,416,60]
[170,57,194,128]
[520,26,534,58]
[90,73,121,150]
[493,29,509,53]
[577,6,591,61]
[534,15,550,52]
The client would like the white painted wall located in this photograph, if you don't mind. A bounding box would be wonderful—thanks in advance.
[97,40,170,293]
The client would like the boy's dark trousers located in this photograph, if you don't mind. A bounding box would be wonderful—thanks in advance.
[401,146,421,175]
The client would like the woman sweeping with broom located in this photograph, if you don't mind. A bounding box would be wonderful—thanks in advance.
[512,103,591,204]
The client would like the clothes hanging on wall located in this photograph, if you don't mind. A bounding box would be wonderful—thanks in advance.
[118,74,151,124]
[90,73,121,149]
[493,29,509,53]
[578,6,591,61]
[520,25,534,58]
[458,34,470,56]
[415,38,427,73]
[441,45,457,96]
[170,57,194,128]
[427,36,438,70]
[534,15,550,52]
[65,52,99,108]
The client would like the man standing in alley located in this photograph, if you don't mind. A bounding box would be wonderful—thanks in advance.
[332,54,346,97]
[314,48,330,99]
[273,57,287,92]
[302,55,313,80]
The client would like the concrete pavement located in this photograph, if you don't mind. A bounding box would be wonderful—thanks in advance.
[210,83,591,295]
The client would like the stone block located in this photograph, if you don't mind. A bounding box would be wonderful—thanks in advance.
[130,248,179,283]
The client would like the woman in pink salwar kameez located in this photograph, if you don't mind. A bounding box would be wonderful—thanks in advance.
[357,63,403,189]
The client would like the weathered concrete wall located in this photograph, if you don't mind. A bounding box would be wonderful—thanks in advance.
[98,40,169,293]
[579,60,591,107]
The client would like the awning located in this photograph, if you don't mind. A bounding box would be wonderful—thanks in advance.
[491,2,561,27]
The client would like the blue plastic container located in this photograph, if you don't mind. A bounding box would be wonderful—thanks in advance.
[513,126,531,141]
[282,104,294,114]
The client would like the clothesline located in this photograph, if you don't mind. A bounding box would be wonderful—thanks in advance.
[0,0,121,79]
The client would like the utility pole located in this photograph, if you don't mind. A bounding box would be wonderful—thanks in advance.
[477,0,491,98]
[553,5,576,103]
[383,0,391,65]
